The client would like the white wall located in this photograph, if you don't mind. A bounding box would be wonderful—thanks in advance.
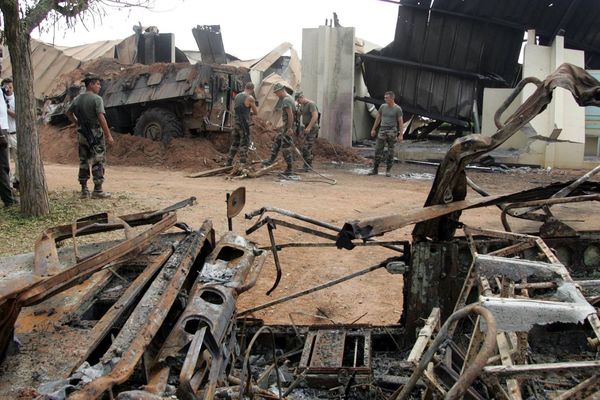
[301,26,355,146]
[481,34,586,168]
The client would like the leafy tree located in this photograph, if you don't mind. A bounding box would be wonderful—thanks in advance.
[0,0,151,216]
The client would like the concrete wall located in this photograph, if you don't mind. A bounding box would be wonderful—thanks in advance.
[481,34,586,168]
[301,26,355,146]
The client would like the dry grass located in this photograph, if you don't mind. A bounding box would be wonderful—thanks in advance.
[0,190,152,256]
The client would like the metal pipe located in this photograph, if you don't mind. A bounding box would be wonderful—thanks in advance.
[239,261,389,316]
[494,77,542,129]
[393,304,497,400]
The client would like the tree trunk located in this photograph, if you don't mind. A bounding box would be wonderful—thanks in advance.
[1,2,50,216]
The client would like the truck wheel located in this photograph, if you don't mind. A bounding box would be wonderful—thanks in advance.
[133,108,183,143]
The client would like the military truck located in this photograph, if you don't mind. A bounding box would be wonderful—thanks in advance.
[102,62,250,142]
[48,61,250,143]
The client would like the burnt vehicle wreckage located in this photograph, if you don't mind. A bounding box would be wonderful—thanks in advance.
[2,64,600,398]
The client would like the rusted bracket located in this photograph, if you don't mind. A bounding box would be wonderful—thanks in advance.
[266,219,282,296]
[69,221,213,400]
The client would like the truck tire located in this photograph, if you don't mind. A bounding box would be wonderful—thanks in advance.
[133,108,183,143]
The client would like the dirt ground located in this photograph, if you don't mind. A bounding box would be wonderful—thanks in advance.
[34,158,600,327]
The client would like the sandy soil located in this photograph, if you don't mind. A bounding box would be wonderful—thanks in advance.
[38,160,600,326]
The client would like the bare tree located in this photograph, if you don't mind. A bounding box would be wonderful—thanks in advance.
[0,0,151,216]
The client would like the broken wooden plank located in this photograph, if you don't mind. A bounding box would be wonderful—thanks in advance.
[187,165,233,178]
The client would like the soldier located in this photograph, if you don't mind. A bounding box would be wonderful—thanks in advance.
[262,82,295,175]
[369,91,403,177]
[226,82,258,167]
[66,73,114,199]
[295,92,319,172]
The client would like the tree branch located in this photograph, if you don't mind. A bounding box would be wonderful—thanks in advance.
[24,0,90,33]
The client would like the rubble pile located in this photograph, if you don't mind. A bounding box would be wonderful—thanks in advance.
[39,121,365,172]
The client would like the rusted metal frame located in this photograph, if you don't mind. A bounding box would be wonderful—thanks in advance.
[71,249,174,372]
[259,240,409,250]
[488,241,536,257]
[407,308,441,365]
[245,206,342,232]
[496,332,523,400]
[555,375,600,400]
[238,260,392,316]
[0,213,177,364]
[247,216,338,241]
[236,252,268,294]
[434,363,488,400]
[179,326,208,397]
[394,304,498,400]
[34,197,195,276]
[463,226,538,244]
[413,64,600,241]
[509,164,600,218]
[69,221,213,400]
[21,213,177,307]
[501,194,600,231]
[483,360,600,378]
[246,206,407,252]
[338,195,503,243]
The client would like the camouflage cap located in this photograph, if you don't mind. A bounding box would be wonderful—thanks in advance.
[81,72,101,83]
[273,82,285,92]
[294,91,304,100]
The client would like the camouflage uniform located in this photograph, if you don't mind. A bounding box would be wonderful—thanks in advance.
[77,129,106,186]
[68,91,107,187]
[373,103,403,172]
[299,100,319,168]
[227,92,252,165]
[269,93,295,169]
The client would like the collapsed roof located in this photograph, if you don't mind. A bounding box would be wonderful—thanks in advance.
[362,0,600,127]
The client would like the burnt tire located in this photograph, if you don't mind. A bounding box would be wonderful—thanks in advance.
[133,108,183,143]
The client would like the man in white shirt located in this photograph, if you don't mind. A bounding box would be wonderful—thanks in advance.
[0,76,15,206]
[2,78,17,189]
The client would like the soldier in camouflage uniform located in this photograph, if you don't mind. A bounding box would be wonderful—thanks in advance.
[295,92,319,172]
[66,73,114,198]
[369,91,404,177]
[262,82,295,175]
[227,82,258,166]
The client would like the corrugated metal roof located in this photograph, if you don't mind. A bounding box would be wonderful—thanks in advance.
[2,38,128,99]
[363,0,600,126]
[60,40,120,61]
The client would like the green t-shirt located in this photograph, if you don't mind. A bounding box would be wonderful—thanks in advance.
[277,94,296,128]
[300,101,319,126]
[68,91,105,129]
[378,103,403,130]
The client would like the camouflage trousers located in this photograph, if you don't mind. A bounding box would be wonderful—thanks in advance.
[374,128,397,169]
[227,121,250,165]
[301,126,319,166]
[269,129,293,167]
[78,129,106,186]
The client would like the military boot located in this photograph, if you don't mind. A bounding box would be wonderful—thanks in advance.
[385,165,393,177]
[367,163,379,176]
[80,184,90,199]
[91,184,111,199]
[225,158,233,167]
[262,158,275,167]
[299,162,311,172]
[283,165,293,176]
